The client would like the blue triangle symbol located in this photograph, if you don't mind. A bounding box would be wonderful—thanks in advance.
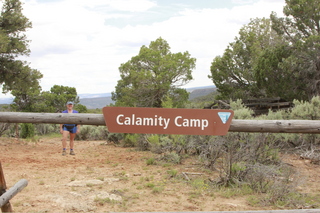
[218,112,231,124]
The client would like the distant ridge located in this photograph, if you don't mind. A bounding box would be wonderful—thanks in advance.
[78,93,111,99]
[188,87,216,100]
[185,85,216,92]
[79,85,216,109]
[0,85,216,108]
[79,96,114,109]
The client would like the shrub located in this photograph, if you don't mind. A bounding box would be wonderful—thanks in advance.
[97,126,109,139]
[75,125,109,141]
[230,99,254,119]
[146,157,156,165]
[147,134,161,153]
[158,152,181,164]
[121,134,139,147]
[166,169,178,178]
[76,125,93,140]
[107,132,123,144]
[134,134,150,151]
[0,123,12,137]
[90,126,109,140]
[20,123,35,138]
[291,96,320,120]
[258,165,306,208]
[35,124,56,135]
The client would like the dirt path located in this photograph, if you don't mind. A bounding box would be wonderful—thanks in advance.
[1,137,320,212]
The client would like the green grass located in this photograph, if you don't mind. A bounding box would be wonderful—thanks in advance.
[146,157,156,165]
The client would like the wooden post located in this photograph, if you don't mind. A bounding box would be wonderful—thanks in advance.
[0,162,13,212]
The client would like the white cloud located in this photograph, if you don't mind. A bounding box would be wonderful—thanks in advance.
[2,0,285,98]
[232,0,257,4]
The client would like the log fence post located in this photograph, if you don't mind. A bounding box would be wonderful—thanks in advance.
[0,162,13,212]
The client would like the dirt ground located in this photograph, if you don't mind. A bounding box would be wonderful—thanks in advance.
[1,136,320,213]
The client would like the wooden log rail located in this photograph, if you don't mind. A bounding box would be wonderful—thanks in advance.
[0,112,106,126]
[0,112,319,134]
[0,179,28,209]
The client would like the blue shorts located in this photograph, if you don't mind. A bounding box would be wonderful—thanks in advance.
[63,125,77,134]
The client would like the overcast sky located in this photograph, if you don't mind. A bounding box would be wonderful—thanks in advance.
[2,0,286,98]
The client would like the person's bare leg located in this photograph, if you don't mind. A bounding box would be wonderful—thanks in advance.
[62,131,69,149]
[62,131,69,155]
[70,133,76,150]
[69,133,76,155]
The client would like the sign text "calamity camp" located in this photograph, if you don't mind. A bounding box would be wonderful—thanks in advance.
[116,114,209,130]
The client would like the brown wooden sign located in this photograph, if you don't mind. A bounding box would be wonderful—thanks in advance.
[102,107,234,136]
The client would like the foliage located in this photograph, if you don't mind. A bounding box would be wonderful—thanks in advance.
[74,104,87,113]
[210,0,320,102]
[87,108,102,114]
[229,99,255,119]
[254,44,299,101]
[146,157,156,165]
[288,96,320,148]
[188,91,219,109]
[10,66,43,112]
[121,133,140,147]
[72,125,109,141]
[40,85,82,112]
[20,123,35,138]
[270,0,320,101]
[146,134,161,153]
[0,0,33,89]
[90,126,109,140]
[0,0,43,111]
[157,152,181,164]
[291,96,320,120]
[76,125,93,141]
[112,37,195,108]
[209,18,285,100]
[34,124,56,135]
[11,84,87,113]
[0,123,11,136]
[202,132,281,187]
[107,132,124,144]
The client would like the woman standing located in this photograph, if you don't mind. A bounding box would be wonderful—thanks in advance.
[60,101,80,156]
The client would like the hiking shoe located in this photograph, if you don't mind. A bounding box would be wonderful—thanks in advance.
[62,150,67,156]
[70,150,75,155]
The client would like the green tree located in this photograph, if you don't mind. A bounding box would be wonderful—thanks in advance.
[10,64,43,112]
[253,44,305,101]
[39,85,85,113]
[112,37,196,108]
[209,18,286,100]
[0,0,40,94]
[74,103,87,113]
[270,0,320,100]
